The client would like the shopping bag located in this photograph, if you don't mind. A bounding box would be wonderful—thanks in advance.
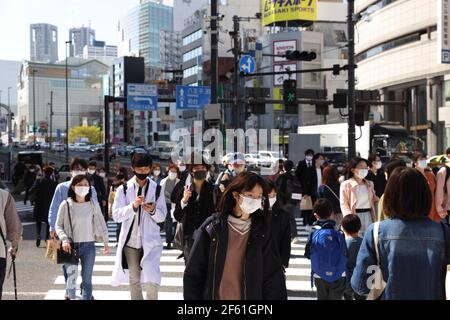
[45,239,60,263]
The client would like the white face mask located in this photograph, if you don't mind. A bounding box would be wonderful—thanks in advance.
[87,169,96,175]
[168,172,178,180]
[269,197,277,209]
[355,169,368,180]
[179,165,186,172]
[99,172,106,178]
[239,194,262,214]
[72,170,86,178]
[418,160,428,169]
[305,155,313,161]
[319,159,325,166]
[375,161,382,170]
[153,170,161,177]
[74,186,90,198]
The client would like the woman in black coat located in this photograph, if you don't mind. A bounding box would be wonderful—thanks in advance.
[31,166,57,247]
[266,179,291,270]
[183,172,287,300]
[173,161,217,263]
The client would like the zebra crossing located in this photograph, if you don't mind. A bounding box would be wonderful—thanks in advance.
[15,201,34,213]
[44,218,317,300]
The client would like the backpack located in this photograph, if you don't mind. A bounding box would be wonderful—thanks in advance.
[285,171,302,199]
[122,181,162,203]
[310,222,347,287]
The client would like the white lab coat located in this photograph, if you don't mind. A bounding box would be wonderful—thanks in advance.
[110,177,167,286]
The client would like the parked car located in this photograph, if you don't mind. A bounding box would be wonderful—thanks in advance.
[323,152,348,174]
[258,150,286,163]
[89,147,116,161]
[58,164,71,182]
[148,146,160,159]
[244,153,273,168]
[52,143,65,152]
[159,147,173,160]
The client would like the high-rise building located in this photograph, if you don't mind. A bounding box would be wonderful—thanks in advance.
[69,26,96,57]
[160,30,182,76]
[354,0,450,155]
[118,0,173,68]
[17,59,109,142]
[83,45,118,65]
[30,24,59,63]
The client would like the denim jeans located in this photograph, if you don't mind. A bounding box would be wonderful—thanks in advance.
[0,257,5,300]
[65,242,96,300]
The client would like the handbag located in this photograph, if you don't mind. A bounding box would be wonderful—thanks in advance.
[56,201,79,265]
[45,239,60,262]
[300,196,313,211]
[173,222,184,251]
[367,221,386,300]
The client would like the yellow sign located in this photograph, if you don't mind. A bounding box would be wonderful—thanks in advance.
[273,87,284,111]
[262,0,317,26]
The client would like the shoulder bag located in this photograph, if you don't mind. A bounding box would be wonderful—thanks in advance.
[56,200,79,265]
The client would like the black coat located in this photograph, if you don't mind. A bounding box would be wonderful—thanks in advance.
[183,213,287,300]
[295,160,316,198]
[318,182,341,214]
[24,168,37,189]
[88,173,107,203]
[270,205,291,268]
[32,177,57,222]
[366,170,387,198]
[174,181,216,238]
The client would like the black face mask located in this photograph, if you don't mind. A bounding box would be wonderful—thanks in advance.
[134,172,149,181]
[193,170,207,181]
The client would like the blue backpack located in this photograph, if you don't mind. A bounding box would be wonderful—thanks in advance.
[310,222,347,287]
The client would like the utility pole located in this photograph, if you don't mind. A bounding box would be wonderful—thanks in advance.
[49,91,53,153]
[210,0,219,105]
[232,15,240,128]
[65,40,72,164]
[7,87,11,146]
[347,0,356,159]
[32,69,37,146]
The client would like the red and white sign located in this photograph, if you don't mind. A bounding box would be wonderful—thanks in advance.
[273,63,297,86]
[273,40,297,63]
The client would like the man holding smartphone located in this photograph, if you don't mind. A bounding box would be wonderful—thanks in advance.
[111,153,167,300]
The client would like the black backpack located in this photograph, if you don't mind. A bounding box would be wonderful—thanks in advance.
[285,171,302,198]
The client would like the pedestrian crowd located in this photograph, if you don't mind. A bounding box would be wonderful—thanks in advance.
[1,147,450,301]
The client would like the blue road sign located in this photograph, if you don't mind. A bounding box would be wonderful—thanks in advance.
[127,83,158,111]
[57,129,62,143]
[239,55,256,74]
[176,86,211,109]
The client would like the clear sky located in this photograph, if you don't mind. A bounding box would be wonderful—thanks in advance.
[0,0,173,61]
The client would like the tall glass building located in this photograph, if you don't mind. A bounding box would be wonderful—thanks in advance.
[118,0,173,67]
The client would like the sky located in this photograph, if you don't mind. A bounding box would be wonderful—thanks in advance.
[0,0,173,62]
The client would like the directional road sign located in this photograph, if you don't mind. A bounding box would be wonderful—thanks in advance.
[127,83,158,111]
[239,55,256,74]
[176,86,211,109]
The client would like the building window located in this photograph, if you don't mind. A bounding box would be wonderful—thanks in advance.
[183,65,199,78]
[183,46,202,62]
[32,29,36,42]
[182,29,202,46]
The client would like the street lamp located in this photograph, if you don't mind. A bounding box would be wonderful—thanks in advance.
[32,69,37,145]
[65,40,72,164]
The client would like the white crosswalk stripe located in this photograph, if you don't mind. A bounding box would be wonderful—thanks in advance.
[44,217,316,300]
[15,201,34,213]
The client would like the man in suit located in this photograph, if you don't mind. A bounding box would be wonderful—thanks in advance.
[295,149,316,227]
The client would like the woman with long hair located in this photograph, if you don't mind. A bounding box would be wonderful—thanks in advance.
[184,172,287,300]
[319,165,342,230]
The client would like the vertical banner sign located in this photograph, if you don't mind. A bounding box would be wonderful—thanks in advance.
[262,0,317,26]
[438,0,450,63]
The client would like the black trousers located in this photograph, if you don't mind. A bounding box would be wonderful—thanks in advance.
[36,221,49,240]
[165,204,176,245]
[314,277,346,300]
[0,257,5,300]
[183,237,195,265]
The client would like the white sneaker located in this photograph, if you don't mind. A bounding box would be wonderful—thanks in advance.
[291,237,301,244]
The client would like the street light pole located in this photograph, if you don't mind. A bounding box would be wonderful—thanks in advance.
[32,69,37,145]
[65,40,72,164]
[7,87,11,146]
[347,0,356,159]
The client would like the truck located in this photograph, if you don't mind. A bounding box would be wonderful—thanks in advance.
[289,121,423,164]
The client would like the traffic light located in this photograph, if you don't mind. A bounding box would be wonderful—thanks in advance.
[333,93,347,109]
[283,79,297,107]
[285,50,317,61]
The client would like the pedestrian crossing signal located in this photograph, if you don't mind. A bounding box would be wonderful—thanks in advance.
[283,79,297,107]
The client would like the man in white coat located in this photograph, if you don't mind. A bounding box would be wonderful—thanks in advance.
[111,153,167,300]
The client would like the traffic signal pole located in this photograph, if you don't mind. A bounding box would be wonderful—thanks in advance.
[347,0,357,159]
[232,15,240,128]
